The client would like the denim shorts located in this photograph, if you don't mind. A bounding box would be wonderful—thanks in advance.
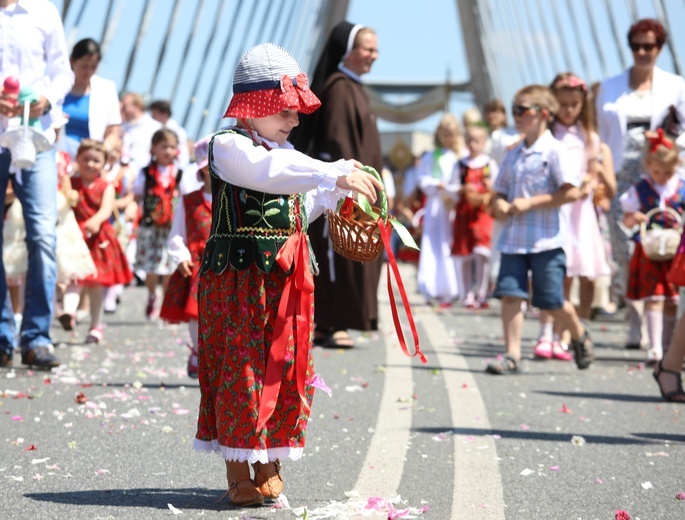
[493,248,566,310]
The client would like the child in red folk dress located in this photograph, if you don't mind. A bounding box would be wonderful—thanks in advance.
[452,124,498,309]
[160,136,213,378]
[620,130,685,364]
[67,140,133,343]
[193,43,382,507]
[132,129,182,319]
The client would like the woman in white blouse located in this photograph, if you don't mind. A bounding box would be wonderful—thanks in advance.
[595,18,685,349]
[60,38,121,157]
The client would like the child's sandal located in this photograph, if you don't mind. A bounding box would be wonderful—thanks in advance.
[485,355,520,375]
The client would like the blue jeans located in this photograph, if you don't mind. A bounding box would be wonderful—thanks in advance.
[0,149,57,354]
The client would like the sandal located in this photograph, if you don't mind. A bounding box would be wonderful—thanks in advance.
[485,355,520,375]
[85,326,104,344]
[653,361,685,403]
[252,460,283,499]
[325,330,355,349]
[313,327,331,347]
[570,330,593,370]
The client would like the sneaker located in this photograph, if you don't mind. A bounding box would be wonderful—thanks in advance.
[570,330,594,369]
[85,326,104,344]
[551,341,573,361]
[533,339,553,359]
[21,346,60,369]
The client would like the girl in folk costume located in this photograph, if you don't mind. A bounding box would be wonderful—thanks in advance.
[452,123,498,309]
[416,113,462,307]
[64,140,133,343]
[194,43,382,507]
[621,131,685,364]
[132,129,182,319]
[533,73,615,360]
[160,136,213,379]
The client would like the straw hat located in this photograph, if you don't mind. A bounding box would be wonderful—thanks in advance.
[223,43,320,119]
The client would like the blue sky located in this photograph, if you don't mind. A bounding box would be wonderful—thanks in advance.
[48,0,685,139]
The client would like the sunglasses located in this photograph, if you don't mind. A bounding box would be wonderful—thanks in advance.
[629,42,658,52]
[511,104,541,117]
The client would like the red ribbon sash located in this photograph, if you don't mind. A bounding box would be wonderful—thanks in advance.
[256,223,313,432]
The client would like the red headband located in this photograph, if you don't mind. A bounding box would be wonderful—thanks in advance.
[647,128,674,153]
[552,75,587,92]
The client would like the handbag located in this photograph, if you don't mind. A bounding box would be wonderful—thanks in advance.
[657,105,683,139]
[640,207,682,261]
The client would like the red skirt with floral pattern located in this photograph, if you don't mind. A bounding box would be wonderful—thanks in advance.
[160,265,201,323]
[195,265,315,456]
[627,243,678,301]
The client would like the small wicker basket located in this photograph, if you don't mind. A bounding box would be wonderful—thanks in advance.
[640,207,683,262]
[328,166,388,263]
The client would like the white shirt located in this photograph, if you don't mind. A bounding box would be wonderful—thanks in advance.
[210,130,353,222]
[121,113,162,173]
[168,190,212,264]
[0,0,73,141]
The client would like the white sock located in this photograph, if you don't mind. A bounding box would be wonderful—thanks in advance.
[645,309,663,358]
[62,285,81,315]
[538,321,553,342]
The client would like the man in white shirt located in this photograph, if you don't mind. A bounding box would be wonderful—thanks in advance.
[0,0,73,369]
[120,92,162,174]
[149,99,190,169]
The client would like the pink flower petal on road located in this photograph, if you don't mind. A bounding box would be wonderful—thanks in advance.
[559,403,572,414]
[549,466,560,471]
[615,510,631,520]
[172,408,190,415]
[11,415,23,421]
[22,444,37,451]
[676,491,685,500]
[520,424,530,431]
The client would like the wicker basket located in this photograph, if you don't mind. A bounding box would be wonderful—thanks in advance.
[640,207,682,262]
[328,166,388,262]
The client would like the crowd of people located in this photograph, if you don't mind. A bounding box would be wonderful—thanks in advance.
[1,0,685,508]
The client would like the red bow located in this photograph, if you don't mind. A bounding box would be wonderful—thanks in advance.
[647,128,674,153]
[279,73,319,113]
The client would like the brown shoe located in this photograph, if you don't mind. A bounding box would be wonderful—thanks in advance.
[253,460,283,499]
[1,350,12,368]
[227,480,263,507]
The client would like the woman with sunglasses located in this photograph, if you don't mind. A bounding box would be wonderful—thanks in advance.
[595,19,685,352]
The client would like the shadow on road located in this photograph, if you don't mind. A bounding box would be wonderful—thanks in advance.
[411,426,659,445]
[23,487,271,513]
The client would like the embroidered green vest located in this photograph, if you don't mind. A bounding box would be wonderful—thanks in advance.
[200,128,309,275]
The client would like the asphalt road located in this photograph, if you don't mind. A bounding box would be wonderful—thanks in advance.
[1,264,684,520]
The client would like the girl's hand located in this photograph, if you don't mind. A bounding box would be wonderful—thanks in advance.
[84,218,101,235]
[177,260,194,278]
[66,189,79,208]
[336,170,384,204]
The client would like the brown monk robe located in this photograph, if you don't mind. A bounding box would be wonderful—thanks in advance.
[290,22,384,346]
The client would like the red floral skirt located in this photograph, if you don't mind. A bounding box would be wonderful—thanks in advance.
[195,266,315,459]
[160,266,200,323]
[627,243,678,301]
[83,223,133,287]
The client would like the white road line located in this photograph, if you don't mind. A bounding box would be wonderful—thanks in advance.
[421,311,506,519]
[353,265,413,497]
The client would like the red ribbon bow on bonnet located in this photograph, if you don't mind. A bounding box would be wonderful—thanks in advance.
[280,72,320,113]
[647,128,674,153]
